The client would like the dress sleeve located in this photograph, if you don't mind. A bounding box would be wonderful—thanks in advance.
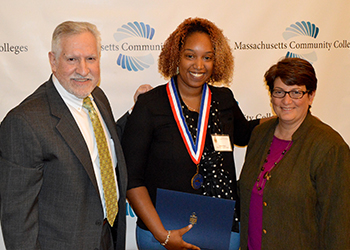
[231,92,260,146]
[121,95,153,190]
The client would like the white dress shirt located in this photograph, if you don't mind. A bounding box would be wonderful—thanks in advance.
[52,75,119,219]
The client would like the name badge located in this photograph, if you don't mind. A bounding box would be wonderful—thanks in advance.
[211,134,232,152]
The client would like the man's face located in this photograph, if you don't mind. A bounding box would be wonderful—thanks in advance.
[49,31,100,99]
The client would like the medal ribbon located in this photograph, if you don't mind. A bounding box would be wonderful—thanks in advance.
[166,77,211,164]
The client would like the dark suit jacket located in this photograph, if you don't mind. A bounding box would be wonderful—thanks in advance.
[0,76,127,250]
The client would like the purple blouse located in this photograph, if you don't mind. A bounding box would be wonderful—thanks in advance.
[248,136,292,250]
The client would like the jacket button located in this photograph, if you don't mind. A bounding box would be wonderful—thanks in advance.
[95,220,102,226]
[263,202,267,207]
[263,229,267,234]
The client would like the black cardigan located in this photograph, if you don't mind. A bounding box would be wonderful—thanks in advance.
[122,82,258,230]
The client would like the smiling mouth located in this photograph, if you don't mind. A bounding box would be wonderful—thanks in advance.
[190,72,205,78]
[72,78,91,82]
[281,107,294,111]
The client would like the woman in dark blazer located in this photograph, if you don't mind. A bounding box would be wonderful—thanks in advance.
[239,58,350,250]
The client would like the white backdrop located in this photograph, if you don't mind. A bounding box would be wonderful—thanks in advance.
[1,0,349,249]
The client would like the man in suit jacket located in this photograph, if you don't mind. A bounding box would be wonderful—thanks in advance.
[0,21,127,250]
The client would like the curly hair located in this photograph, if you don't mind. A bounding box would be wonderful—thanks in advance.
[158,17,234,86]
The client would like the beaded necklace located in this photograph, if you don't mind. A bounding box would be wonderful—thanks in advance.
[256,137,292,195]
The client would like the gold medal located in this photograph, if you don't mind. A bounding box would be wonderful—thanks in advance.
[191,164,203,189]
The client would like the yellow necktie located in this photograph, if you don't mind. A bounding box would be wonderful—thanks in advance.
[83,97,118,226]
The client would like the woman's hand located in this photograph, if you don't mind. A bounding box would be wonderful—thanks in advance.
[127,187,200,250]
[162,224,200,250]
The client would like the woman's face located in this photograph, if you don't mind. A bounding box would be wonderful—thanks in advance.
[272,77,315,127]
[177,32,214,91]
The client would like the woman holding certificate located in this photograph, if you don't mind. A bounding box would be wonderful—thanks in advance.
[122,17,260,250]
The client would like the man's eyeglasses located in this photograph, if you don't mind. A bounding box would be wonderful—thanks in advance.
[272,89,309,99]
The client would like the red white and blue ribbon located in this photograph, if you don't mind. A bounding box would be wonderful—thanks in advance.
[166,77,212,164]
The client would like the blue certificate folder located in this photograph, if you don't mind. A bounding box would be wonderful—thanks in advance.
[156,188,236,250]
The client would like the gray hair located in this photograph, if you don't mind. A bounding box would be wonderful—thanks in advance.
[51,21,101,57]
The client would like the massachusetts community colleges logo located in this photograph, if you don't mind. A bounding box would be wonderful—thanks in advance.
[282,21,320,62]
[0,43,28,55]
[234,20,350,63]
[101,21,162,72]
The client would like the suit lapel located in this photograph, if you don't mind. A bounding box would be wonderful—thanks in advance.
[45,77,100,193]
[93,95,117,147]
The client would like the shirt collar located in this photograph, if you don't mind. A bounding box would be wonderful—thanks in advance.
[52,75,92,111]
